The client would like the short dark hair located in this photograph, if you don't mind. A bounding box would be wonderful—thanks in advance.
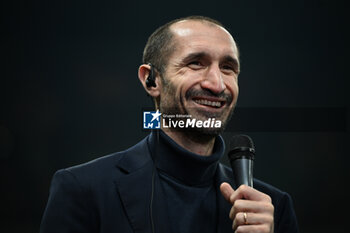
[142,16,226,75]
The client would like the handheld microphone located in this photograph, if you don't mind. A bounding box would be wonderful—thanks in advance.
[227,135,255,189]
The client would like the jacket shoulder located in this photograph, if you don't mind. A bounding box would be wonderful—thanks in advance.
[56,135,151,186]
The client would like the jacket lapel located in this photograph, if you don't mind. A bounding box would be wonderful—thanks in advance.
[114,135,169,233]
[150,170,171,233]
[115,161,153,233]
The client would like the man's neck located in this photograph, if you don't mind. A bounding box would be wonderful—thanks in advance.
[162,129,216,156]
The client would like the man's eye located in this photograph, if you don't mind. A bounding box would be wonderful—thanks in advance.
[188,61,203,69]
[222,65,233,71]
[221,65,237,74]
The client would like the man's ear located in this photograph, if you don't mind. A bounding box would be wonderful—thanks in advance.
[138,64,161,98]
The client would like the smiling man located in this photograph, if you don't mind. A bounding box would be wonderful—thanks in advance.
[40,16,299,233]
[139,18,239,155]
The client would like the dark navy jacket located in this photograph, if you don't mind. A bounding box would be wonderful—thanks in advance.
[40,134,299,233]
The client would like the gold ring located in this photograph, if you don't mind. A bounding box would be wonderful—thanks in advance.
[243,212,248,224]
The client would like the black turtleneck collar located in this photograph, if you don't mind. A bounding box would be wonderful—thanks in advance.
[148,130,225,186]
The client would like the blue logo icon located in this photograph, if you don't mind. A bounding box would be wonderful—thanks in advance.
[143,110,161,129]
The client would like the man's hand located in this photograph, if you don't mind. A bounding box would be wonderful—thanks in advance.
[220,182,274,233]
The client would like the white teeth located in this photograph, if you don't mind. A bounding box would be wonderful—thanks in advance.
[194,99,222,108]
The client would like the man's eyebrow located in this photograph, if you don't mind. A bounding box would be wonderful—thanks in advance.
[181,52,209,62]
[222,55,240,73]
[182,52,239,65]
[222,55,239,66]
[180,52,240,72]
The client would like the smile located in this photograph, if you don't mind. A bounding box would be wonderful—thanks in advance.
[193,98,225,108]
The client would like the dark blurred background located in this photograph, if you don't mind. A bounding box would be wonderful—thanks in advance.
[1,0,348,232]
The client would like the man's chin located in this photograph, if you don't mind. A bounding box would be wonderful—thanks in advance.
[173,126,223,144]
[160,106,233,138]
[191,126,223,137]
[173,117,227,139]
[190,109,223,120]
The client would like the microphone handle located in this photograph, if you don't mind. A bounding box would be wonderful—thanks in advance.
[230,158,254,189]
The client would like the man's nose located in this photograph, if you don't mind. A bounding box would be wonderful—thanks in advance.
[200,65,226,94]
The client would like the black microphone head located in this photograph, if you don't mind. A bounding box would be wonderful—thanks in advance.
[228,134,255,160]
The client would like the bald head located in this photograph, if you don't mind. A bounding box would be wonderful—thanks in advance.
[142,16,239,75]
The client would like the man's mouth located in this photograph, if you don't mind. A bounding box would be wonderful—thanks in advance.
[192,98,225,108]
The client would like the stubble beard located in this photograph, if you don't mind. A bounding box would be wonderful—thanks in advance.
[159,81,235,142]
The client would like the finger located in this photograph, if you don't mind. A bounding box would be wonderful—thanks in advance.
[229,199,274,220]
[234,224,273,233]
[220,182,235,203]
[232,212,274,230]
[229,185,272,203]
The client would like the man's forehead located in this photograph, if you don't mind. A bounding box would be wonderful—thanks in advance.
[170,19,234,40]
[169,20,239,57]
